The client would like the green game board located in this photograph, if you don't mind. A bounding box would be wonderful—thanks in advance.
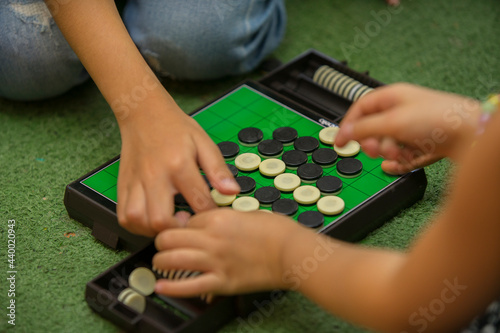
[81,84,399,228]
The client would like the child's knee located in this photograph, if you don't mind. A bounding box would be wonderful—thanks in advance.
[124,0,286,80]
[0,52,88,101]
[0,2,87,101]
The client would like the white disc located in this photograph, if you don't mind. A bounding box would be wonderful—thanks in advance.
[293,185,321,205]
[232,196,260,212]
[332,76,353,95]
[348,83,365,101]
[312,65,328,82]
[341,80,361,99]
[129,267,157,296]
[180,270,193,279]
[357,87,374,100]
[259,158,286,177]
[211,189,236,206]
[235,153,261,171]
[117,288,136,303]
[319,127,339,145]
[121,289,146,313]
[334,140,361,157]
[317,196,345,215]
[274,173,301,192]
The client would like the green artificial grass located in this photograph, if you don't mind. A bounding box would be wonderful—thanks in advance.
[1,0,500,332]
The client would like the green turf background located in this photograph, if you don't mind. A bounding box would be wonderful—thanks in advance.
[1,0,500,332]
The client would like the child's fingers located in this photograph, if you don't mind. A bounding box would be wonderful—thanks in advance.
[381,152,442,175]
[155,272,222,298]
[379,137,401,161]
[359,137,380,158]
[195,134,240,196]
[174,210,191,226]
[381,159,421,175]
[338,88,395,128]
[152,248,214,273]
[183,208,237,232]
[144,177,178,233]
[386,0,400,6]
[340,111,403,148]
[380,160,408,175]
[171,161,217,213]
[116,183,155,237]
[401,151,442,171]
[337,84,409,146]
[155,228,209,251]
[116,183,130,230]
[382,155,420,175]
[343,84,411,124]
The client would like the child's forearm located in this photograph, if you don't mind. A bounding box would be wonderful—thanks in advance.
[280,112,500,332]
[280,230,409,332]
[45,0,178,125]
[46,1,239,236]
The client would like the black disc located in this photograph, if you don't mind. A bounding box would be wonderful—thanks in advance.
[336,158,363,177]
[202,174,212,189]
[273,127,298,144]
[316,176,343,194]
[297,163,323,182]
[174,193,189,207]
[294,136,319,153]
[298,211,325,229]
[258,139,283,157]
[254,186,281,205]
[272,199,298,216]
[312,148,338,166]
[235,176,256,195]
[238,127,263,145]
[227,164,239,178]
[217,141,240,159]
[281,150,308,168]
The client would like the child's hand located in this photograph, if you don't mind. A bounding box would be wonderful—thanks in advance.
[385,0,400,5]
[45,1,240,237]
[336,83,481,174]
[116,99,240,237]
[152,209,301,297]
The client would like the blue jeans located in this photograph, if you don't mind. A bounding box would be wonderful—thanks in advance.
[0,0,286,101]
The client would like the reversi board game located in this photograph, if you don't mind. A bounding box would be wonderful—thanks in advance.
[79,84,407,232]
[64,50,427,333]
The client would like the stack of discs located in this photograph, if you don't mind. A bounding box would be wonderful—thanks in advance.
[117,267,157,313]
[152,266,206,301]
[313,65,373,102]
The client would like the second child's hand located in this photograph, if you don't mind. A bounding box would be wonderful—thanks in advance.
[336,84,481,174]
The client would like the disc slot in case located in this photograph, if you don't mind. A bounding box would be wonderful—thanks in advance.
[86,244,239,333]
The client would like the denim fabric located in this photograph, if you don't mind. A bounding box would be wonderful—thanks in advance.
[0,0,286,101]
[0,1,88,101]
[123,0,287,80]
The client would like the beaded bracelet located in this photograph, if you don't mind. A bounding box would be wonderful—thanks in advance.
[477,94,499,135]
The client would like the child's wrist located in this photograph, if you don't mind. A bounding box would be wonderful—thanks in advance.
[476,94,499,135]
[468,94,499,150]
